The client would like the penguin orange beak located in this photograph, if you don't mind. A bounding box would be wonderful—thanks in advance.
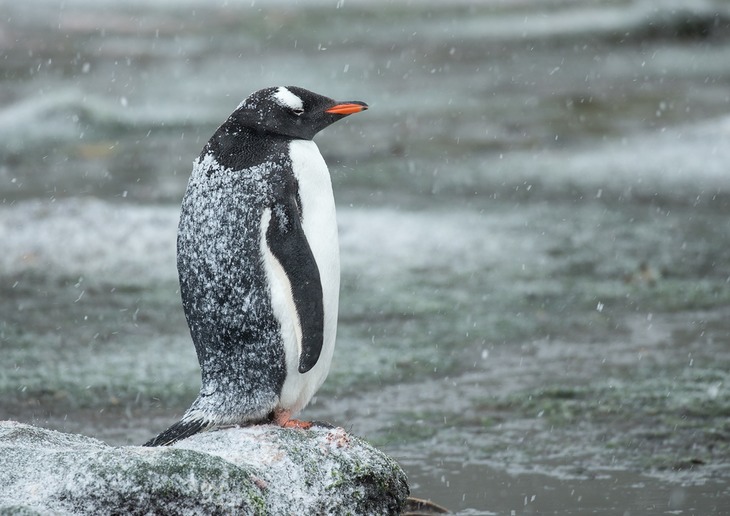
[325,102,368,115]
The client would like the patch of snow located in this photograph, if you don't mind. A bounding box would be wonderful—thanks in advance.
[0,199,527,287]
[0,198,178,284]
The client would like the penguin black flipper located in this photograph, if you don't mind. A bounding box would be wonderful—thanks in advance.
[265,190,325,374]
[142,417,208,447]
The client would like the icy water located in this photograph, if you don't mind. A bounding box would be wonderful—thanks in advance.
[2,0,730,513]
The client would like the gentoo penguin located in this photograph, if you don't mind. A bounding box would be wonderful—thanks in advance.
[144,86,367,446]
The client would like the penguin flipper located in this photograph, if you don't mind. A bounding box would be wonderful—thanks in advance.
[143,418,208,447]
[265,199,325,374]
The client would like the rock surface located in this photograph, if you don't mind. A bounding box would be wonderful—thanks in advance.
[0,421,409,515]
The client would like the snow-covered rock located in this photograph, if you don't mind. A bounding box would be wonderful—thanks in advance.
[0,421,409,515]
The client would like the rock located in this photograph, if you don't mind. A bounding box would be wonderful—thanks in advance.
[0,421,409,515]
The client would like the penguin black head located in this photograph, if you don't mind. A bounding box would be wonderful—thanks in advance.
[232,86,368,140]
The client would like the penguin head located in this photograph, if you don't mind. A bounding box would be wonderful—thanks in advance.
[232,86,368,140]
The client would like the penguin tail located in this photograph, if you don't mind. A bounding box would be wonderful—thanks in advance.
[143,418,209,447]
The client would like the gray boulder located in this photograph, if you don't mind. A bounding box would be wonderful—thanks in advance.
[0,420,409,515]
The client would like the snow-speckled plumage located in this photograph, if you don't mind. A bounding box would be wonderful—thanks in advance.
[145,87,367,446]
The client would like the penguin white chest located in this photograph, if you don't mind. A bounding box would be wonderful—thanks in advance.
[263,139,340,413]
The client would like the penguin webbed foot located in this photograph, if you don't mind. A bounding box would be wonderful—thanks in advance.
[281,418,314,430]
[272,408,320,430]
[274,418,336,430]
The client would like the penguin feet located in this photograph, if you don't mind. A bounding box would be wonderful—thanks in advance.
[273,409,313,430]
[282,419,314,430]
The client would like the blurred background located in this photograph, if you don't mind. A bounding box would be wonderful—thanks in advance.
[1,0,729,513]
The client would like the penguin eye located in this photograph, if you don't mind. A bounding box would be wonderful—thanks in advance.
[292,108,304,116]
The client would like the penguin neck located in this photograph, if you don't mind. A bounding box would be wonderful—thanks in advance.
[206,122,294,171]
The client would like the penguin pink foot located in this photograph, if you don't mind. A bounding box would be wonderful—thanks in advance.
[274,409,313,430]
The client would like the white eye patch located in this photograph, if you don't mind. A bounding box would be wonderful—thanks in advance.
[273,87,304,111]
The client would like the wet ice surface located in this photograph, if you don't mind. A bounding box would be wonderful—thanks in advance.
[2,0,730,514]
